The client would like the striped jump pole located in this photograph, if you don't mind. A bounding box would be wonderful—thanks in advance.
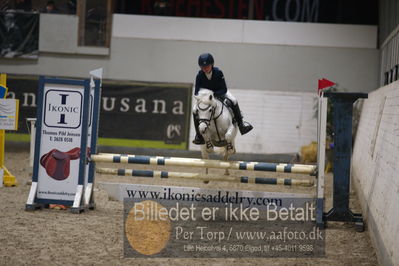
[96,167,314,187]
[91,153,317,175]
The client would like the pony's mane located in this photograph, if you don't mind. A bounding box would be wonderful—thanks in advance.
[197,89,214,97]
[196,89,215,104]
[196,89,215,105]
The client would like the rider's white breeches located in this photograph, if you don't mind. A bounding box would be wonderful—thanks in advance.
[224,91,237,105]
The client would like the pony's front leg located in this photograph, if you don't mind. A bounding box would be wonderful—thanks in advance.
[204,136,214,154]
[223,149,230,175]
[224,125,237,176]
[200,143,209,160]
[225,124,237,156]
[223,142,236,175]
[200,144,209,175]
[201,135,213,175]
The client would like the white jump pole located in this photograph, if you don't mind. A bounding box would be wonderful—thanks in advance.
[96,167,315,187]
[26,118,36,168]
[316,92,328,227]
[91,154,317,175]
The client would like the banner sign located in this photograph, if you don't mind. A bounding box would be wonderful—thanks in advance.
[6,76,192,149]
[0,98,19,130]
[126,0,377,25]
[100,82,191,145]
[98,182,324,258]
[0,11,39,59]
[99,182,313,206]
[26,77,101,210]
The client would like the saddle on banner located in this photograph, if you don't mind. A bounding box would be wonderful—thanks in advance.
[40,147,81,181]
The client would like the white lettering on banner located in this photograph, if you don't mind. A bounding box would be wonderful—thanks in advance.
[286,0,300,21]
[102,97,115,111]
[120,98,130,112]
[101,97,184,115]
[302,0,319,22]
[135,98,147,113]
[6,92,15,98]
[172,101,184,115]
[15,91,186,116]
[167,124,181,139]
[152,99,167,114]
[22,92,36,107]
[272,0,319,22]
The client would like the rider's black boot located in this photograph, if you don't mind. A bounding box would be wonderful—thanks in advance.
[192,113,205,145]
[232,104,253,135]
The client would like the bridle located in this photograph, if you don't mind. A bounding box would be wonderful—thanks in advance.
[197,100,224,136]
[197,102,215,128]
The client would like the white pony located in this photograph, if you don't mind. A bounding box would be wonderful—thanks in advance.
[193,89,238,174]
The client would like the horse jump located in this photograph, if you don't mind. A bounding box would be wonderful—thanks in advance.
[96,167,314,187]
[25,75,364,230]
[91,153,316,175]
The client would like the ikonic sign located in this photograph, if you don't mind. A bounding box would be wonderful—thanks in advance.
[32,78,91,207]
[26,75,101,211]
[44,90,82,129]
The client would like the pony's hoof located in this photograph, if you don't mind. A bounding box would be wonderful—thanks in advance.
[203,180,210,184]
[227,148,236,156]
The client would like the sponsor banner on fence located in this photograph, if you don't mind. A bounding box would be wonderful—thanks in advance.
[100,183,325,258]
[98,182,313,206]
[128,0,377,24]
[5,76,192,149]
[100,81,191,145]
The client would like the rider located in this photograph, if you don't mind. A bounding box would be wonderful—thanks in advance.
[192,53,253,145]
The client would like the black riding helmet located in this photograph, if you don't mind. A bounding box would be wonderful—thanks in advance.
[198,53,214,67]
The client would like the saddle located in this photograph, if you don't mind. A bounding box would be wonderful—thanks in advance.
[216,96,237,124]
[40,147,81,181]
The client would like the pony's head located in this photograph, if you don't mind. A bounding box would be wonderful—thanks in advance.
[194,89,217,134]
[194,89,215,105]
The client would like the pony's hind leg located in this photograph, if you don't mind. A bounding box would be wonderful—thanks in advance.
[224,167,229,176]
[223,147,230,175]
[223,140,237,175]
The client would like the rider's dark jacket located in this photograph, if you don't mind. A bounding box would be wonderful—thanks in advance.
[194,67,227,97]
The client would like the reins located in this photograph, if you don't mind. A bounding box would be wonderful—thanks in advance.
[197,99,225,142]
